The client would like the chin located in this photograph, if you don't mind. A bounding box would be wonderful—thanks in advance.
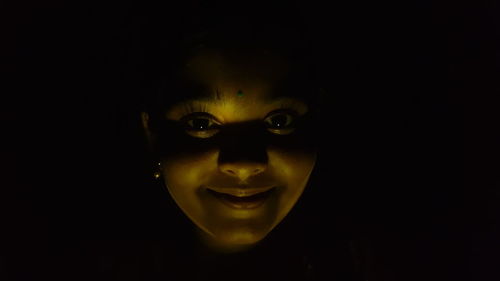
[220,231,263,245]
[207,228,269,252]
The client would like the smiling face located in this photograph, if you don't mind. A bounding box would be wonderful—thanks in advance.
[142,47,318,252]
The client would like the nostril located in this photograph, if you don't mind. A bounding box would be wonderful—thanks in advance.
[219,163,267,178]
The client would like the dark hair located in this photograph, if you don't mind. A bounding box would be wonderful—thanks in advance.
[138,9,324,128]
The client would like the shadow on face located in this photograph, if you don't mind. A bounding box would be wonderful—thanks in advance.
[142,47,318,252]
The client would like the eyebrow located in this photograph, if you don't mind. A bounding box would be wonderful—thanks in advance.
[175,85,307,105]
[164,82,311,121]
[215,87,223,101]
[167,74,313,112]
[172,83,223,103]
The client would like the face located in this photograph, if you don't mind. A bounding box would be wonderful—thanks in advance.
[143,47,317,251]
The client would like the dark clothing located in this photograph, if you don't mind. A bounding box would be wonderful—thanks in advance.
[3,235,364,281]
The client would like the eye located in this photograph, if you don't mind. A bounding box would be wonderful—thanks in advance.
[187,118,212,130]
[181,113,220,138]
[264,110,297,135]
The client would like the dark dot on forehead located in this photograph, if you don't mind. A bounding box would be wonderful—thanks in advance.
[237,90,244,96]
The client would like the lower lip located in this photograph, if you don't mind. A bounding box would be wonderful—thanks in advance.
[207,188,275,210]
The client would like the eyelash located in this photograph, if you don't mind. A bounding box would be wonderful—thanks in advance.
[181,102,210,116]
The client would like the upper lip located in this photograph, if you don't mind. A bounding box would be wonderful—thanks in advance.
[206,186,275,197]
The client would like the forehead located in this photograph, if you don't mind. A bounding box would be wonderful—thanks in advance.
[177,48,292,101]
[183,48,289,77]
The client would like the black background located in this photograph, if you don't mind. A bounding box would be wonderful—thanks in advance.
[1,0,498,280]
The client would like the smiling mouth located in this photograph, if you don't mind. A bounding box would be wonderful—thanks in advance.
[206,187,276,209]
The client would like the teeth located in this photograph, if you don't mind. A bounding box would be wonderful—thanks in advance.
[232,191,261,197]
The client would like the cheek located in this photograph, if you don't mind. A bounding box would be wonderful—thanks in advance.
[271,148,316,178]
[161,151,218,208]
[269,148,317,198]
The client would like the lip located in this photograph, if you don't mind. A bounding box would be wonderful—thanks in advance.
[206,186,275,197]
[206,187,276,209]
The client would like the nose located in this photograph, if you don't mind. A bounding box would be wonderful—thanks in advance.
[216,122,268,181]
[219,161,267,182]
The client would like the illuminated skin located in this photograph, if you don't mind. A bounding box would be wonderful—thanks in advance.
[142,47,317,252]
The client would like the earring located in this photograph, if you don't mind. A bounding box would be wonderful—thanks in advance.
[153,162,162,180]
